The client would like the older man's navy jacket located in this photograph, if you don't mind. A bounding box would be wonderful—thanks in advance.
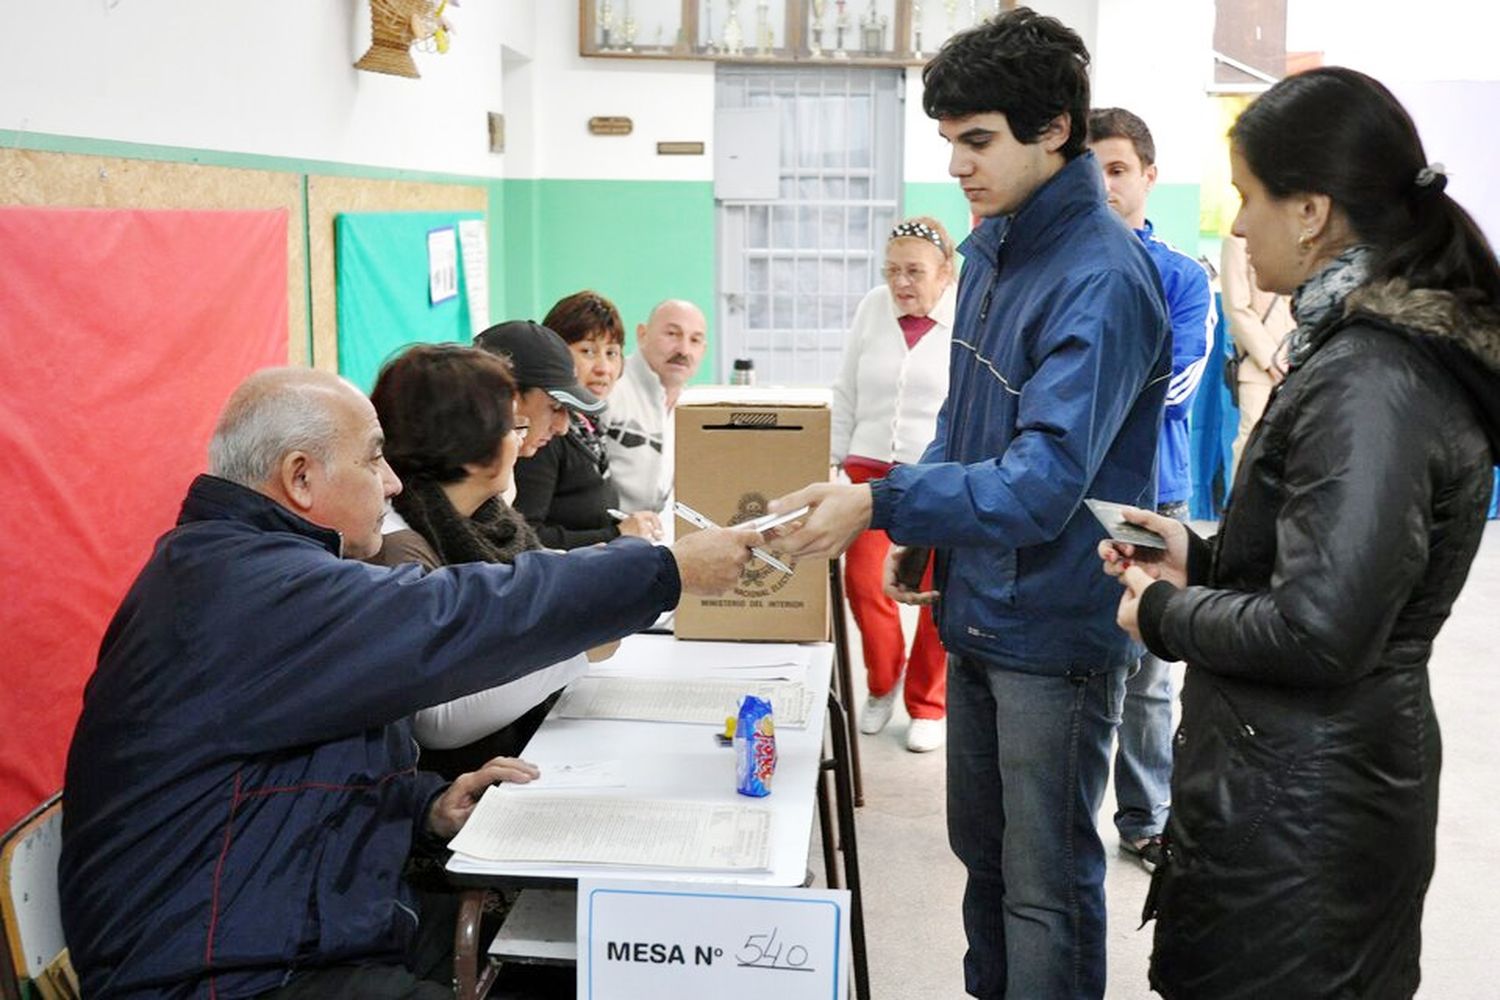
[871,152,1171,672]
[61,475,679,999]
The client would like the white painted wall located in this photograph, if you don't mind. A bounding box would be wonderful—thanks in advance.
[509,1,716,182]
[1089,0,1214,184]
[0,0,510,177]
[1289,0,1500,82]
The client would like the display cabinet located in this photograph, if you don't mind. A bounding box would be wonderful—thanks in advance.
[579,1,1014,66]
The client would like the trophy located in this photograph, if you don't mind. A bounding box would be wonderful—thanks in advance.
[599,0,615,49]
[834,0,850,58]
[621,1,637,51]
[809,0,826,57]
[755,0,774,56]
[860,0,887,54]
[724,0,745,56]
[912,0,923,57]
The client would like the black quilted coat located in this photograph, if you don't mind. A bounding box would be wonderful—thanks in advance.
[1135,279,1500,999]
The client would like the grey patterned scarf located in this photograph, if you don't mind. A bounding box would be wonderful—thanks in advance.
[1285,244,1373,370]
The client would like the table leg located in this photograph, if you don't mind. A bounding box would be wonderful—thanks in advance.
[828,559,865,807]
[827,690,870,1000]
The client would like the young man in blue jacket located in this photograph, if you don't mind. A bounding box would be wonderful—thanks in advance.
[1088,107,1215,875]
[771,10,1170,998]
[59,367,759,1000]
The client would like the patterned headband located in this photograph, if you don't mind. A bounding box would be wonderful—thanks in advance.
[889,221,946,253]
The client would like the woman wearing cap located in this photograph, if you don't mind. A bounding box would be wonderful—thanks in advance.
[831,216,957,753]
[365,342,591,776]
[1101,68,1500,997]
[511,292,663,549]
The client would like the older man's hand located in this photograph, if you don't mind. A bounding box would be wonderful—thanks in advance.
[765,482,872,560]
[671,526,762,595]
[427,756,541,840]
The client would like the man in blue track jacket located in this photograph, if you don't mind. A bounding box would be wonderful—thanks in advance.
[770,11,1170,999]
[60,367,759,1000]
[1088,107,1215,876]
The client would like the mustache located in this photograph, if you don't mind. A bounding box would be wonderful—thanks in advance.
[668,353,693,365]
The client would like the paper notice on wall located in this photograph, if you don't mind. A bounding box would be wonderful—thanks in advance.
[457,219,490,334]
[428,226,458,305]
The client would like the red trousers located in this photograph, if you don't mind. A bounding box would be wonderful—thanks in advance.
[843,463,947,720]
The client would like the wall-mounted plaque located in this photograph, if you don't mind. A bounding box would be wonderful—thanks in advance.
[588,116,635,135]
[657,141,707,155]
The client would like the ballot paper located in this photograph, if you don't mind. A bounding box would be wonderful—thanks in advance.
[447,790,772,870]
[588,634,812,682]
[555,676,812,728]
[509,760,625,791]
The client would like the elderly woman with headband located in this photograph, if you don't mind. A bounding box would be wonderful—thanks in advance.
[831,217,957,753]
[1101,67,1500,997]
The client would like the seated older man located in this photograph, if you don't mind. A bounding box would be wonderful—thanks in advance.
[59,368,757,1000]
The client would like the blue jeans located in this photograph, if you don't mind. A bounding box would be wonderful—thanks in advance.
[1112,499,1187,842]
[947,654,1128,1000]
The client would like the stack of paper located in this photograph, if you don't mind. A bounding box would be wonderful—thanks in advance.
[589,633,812,682]
[554,675,812,728]
[448,790,771,871]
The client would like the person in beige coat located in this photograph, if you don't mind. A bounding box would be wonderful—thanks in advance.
[1220,234,1296,476]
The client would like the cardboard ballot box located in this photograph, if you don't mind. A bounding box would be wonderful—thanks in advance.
[674,387,831,642]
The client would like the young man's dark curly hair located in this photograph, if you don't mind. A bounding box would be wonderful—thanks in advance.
[921,6,1092,160]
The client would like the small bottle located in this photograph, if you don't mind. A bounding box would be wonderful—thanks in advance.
[731,357,757,385]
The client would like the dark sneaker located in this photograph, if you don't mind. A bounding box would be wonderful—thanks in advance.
[1122,835,1165,874]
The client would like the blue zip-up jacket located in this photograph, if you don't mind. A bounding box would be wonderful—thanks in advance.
[60,475,680,999]
[869,153,1170,672]
[1136,221,1215,505]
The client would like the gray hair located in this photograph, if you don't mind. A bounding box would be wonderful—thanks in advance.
[207,368,347,488]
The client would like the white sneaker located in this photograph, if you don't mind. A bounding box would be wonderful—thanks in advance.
[859,691,898,735]
[906,717,947,753]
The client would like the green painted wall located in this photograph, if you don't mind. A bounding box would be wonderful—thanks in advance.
[1147,182,1203,258]
[903,181,974,247]
[498,178,719,383]
[904,179,1203,262]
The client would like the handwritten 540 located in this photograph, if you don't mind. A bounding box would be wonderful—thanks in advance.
[735,926,814,972]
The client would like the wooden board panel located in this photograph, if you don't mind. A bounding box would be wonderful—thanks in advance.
[0,149,307,365]
[305,175,487,372]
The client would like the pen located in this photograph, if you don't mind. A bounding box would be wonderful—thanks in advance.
[673,501,794,575]
[606,508,627,522]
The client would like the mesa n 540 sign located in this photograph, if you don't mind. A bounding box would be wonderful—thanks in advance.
[578,878,850,998]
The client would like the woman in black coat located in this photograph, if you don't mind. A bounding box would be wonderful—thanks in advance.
[1102,68,1500,999]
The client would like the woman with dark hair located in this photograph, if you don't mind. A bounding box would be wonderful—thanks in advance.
[1102,67,1500,998]
[511,290,663,548]
[366,342,589,776]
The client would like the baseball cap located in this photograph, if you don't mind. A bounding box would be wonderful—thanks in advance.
[473,320,605,414]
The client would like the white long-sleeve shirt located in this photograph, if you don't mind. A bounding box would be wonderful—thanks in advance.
[830,283,956,465]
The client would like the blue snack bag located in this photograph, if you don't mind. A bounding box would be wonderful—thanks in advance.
[734,695,777,797]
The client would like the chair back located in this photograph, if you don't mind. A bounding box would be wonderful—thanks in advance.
[0,793,65,1000]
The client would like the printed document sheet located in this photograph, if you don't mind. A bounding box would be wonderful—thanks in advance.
[588,633,812,682]
[448,791,771,870]
[554,676,812,728]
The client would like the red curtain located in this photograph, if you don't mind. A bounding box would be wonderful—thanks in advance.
[0,208,289,829]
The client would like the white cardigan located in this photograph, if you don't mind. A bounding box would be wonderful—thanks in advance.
[830,282,956,465]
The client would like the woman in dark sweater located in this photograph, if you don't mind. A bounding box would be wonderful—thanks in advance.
[512,290,662,548]
[365,342,591,778]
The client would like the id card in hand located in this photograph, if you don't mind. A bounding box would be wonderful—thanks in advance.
[1084,498,1168,550]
